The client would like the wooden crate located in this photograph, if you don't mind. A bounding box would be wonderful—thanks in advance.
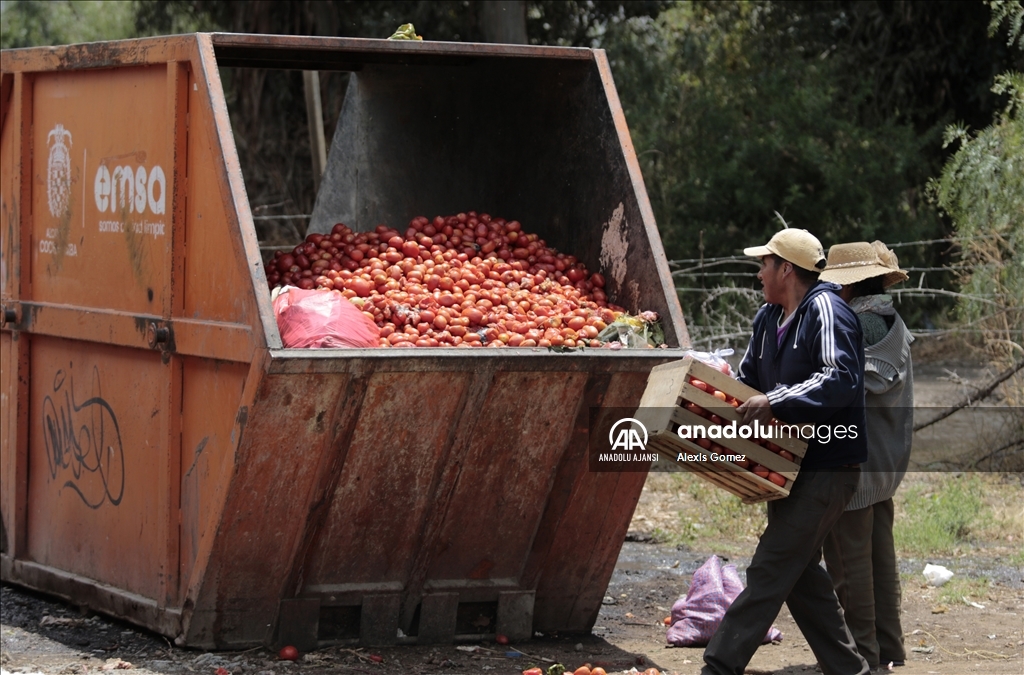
[634,356,807,503]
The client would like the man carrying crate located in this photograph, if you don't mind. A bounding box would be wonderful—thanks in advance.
[701,229,871,675]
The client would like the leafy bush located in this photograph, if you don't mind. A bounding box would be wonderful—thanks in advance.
[931,2,1024,372]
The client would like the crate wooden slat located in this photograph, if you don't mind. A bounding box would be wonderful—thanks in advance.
[636,356,807,503]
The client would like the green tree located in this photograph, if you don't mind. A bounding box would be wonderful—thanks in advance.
[601,1,1022,332]
[932,1,1023,371]
[1,0,135,49]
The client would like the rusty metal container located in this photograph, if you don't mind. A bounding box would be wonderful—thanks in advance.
[1,34,689,649]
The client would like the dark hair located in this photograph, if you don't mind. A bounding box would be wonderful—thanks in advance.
[792,265,821,285]
[846,275,886,298]
[765,254,820,285]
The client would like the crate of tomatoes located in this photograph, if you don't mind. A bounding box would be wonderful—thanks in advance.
[634,356,806,503]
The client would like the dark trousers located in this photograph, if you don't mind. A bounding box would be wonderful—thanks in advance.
[702,469,869,675]
[823,498,906,667]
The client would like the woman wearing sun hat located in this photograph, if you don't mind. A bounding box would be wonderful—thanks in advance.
[819,241,913,670]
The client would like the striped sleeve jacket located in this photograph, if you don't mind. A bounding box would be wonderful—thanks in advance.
[737,282,868,469]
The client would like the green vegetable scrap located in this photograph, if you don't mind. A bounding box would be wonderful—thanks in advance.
[597,311,665,348]
[387,23,422,40]
[546,664,566,675]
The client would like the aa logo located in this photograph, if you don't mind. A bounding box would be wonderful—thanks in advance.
[609,418,648,452]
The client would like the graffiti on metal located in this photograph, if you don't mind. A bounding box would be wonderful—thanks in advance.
[41,364,126,509]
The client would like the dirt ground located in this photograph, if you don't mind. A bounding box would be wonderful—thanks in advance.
[3,348,1022,675]
[3,534,1022,675]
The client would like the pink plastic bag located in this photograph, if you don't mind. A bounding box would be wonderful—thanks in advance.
[273,287,380,348]
[666,555,783,646]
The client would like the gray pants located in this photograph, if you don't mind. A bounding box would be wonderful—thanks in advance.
[702,469,869,675]
[823,498,906,667]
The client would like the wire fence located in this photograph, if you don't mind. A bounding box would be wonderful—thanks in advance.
[667,236,1013,351]
[254,225,1014,350]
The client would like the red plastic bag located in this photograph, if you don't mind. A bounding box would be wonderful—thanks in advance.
[273,287,380,348]
[666,555,782,646]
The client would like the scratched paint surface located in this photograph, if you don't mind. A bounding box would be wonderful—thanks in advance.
[31,67,171,314]
[182,75,252,326]
[425,370,588,583]
[533,370,651,631]
[187,374,348,626]
[25,336,165,599]
[0,331,13,553]
[178,357,248,605]
[1,77,15,300]
[302,370,471,588]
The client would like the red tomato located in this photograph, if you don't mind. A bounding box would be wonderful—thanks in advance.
[690,378,709,392]
[713,390,728,402]
[495,633,509,645]
[779,449,796,462]
[752,465,770,479]
[574,667,592,675]
[267,212,635,349]
[591,668,608,675]
[696,438,712,450]
[278,646,299,661]
[768,472,787,487]
[523,669,544,675]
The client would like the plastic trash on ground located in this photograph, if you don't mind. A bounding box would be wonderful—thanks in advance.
[923,563,954,587]
[666,555,782,646]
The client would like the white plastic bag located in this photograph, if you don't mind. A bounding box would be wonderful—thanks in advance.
[681,348,736,377]
[922,563,954,587]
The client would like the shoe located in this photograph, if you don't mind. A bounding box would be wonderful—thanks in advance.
[878,659,905,668]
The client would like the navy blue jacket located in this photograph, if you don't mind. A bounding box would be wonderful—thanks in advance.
[737,282,867,469]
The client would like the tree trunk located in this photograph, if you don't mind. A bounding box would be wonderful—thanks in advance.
[479,0,527,44]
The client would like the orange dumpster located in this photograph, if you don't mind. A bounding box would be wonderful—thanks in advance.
[0,34,689,649]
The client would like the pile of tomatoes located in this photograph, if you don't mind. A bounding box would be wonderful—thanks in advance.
[265,212,629,348]
[682,375,795,488]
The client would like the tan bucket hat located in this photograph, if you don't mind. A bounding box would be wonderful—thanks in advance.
[819,241,909,288]
[743,229,827,272]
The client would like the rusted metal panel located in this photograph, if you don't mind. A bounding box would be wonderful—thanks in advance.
[209,33,593,69]
[593,50,689,348]
[0,36,195,74]
[302,370,472,589]
[0,556,182,637]
[30,66,172,314]
[26,337,167,598]
[182,372,349,648]
[194,35,278,352]
[6,302,253,362]
[178,357,249,604]
[425,371,588,584]
[532,371,652,631]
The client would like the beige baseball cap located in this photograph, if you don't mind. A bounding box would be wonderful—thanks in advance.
[743,229,827,272]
